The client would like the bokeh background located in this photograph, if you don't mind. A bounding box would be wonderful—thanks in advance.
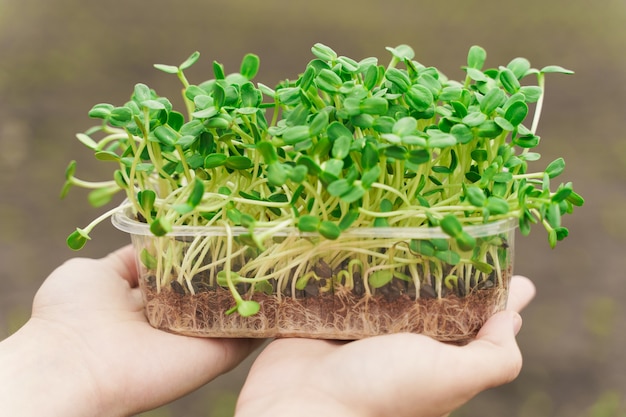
[1,0,625,415]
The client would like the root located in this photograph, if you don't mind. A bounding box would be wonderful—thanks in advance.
[140,280,508,343]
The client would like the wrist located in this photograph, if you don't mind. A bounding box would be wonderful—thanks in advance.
[0,319,103,417]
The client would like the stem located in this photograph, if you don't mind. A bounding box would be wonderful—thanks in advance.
[530,73,545,135]
[80,202,133,234]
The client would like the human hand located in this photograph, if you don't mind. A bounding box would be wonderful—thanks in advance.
[235,276,535,417]
[0,246,260,417]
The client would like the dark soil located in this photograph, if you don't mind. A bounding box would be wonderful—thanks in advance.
[140,277,508,344]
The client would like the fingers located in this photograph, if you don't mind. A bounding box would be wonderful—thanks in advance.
[507,275,536,313]
[102,245,139,287]
[462,310,523,390]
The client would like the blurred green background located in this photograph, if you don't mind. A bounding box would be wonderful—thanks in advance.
[1,0,625,415]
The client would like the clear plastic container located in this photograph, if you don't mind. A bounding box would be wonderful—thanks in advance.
[112,209,516,343]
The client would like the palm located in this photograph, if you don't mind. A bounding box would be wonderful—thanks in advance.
[236,276,535,417]
[30,247,258,415]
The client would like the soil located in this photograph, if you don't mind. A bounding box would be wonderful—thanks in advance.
[140,276,508,344]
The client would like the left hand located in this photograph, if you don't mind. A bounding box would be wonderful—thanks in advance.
[1,246,260,416]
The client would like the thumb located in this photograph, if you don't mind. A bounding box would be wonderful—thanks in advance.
[465,310,524,388]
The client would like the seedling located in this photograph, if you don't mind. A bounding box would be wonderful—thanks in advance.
[63,44,583,341]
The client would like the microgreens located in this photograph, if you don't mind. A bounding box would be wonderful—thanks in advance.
[63,44,583,321]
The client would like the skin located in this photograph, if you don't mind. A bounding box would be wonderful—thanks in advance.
[0,245,535,417]
[0,246,261,416]
[236,277,534,417]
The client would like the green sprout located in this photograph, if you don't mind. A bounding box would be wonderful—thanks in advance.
[63,44,583,323]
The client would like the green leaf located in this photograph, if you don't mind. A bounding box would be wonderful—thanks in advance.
[168,111,185,131]
[493,172,513,183]
[467,45,487,70]
[88,103,114,119]
[257,141,278,164]
[462,112,487,127]
[566,190,585,207]
[192,107,218,119]
[409,239,435,256]
[153,63,179,74]
[95,151,120,162]
[407,149,430,165]
[435,250,461,265]
[405,85,433,112]
[179,51,200,70]
[504,101,528,126]
[507,57,531,79]
[551,185,572,203]
[472,261,494,274]
[455,231,476,251]
[476,120,503,138]
[480,88,506,115]
[465,186,486,207]
[309,111,329,136]
[298,215,320,232]
[363,65,380,90]
[360,97,389,115]
[361,166,381,188]
[427,131,457,148]
[237,300,261,317]
[465,67,488,82]
[213,61,225,79]
[548,229,558,248]
[385,68,411,92]
[225,156,253,170]
[514,134,540,148]
[337,55,360,73]
[318,221,341,240]
[545,157,565,178]
[64,160,77,180]
[204,153,227,168]
[67,228,90,250]
[393,117,417,136]
[332,136,352,160]
[386,44,415,61]
[499,68,521,94]
[153,125,179,147]
[519,86,543,103]
[316,68,343,92]
[240,82,260,108]
[440,215,463,237]
[339,184,366,203]
[282,125,311,144]
[361,142,379,169]
[327,179,352,197]
[384,145,407,160]
[187,178,205,207]
[495,116,515,132]
[266,163,288,186]
[138,190,156,214]
[546,202,561,228]
[133,83,152,102]
[485,196,510,215]
[540,65,574,75]
[150,217,172,237]
[109,106,133,127]
[369,269,394,289]
[240,53,260,79]
[450,124,473,144]
[311,43,338,61]
[140,249,157,269]
[288,164,308,184]
[339,209,359,230]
